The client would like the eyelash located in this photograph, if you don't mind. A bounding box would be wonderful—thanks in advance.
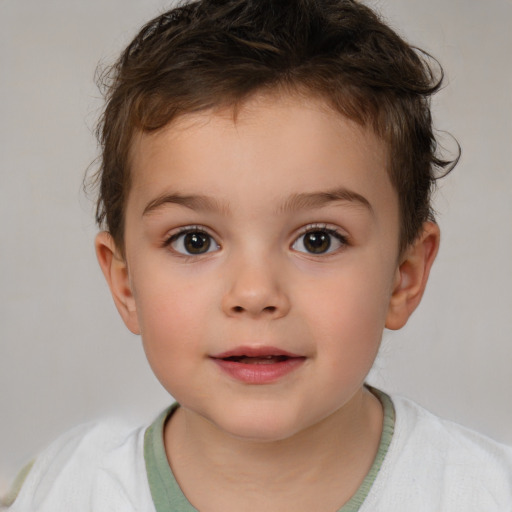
[292,224,349,255]
[163,226,220,256]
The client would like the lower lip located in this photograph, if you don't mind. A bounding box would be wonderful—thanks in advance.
[211,357,305,384]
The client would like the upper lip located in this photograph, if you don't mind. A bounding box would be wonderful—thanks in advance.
[211,346,303,359]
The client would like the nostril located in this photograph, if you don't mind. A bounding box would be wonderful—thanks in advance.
[231,305,277,314]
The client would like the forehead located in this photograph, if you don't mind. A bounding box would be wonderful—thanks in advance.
[126,93,396,222]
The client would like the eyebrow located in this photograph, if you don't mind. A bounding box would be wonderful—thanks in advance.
[142,186,373,217]
[142,193,230,216]
[279,187,374,215]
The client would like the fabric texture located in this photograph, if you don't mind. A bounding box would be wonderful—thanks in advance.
[5,419,155,512]
[359,395,512,510]
[5,390,512,511]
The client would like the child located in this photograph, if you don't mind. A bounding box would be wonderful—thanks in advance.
[4,0,512,510]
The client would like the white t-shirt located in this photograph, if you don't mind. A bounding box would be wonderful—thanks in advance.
[5,390,512,511]
[361,394,512,510]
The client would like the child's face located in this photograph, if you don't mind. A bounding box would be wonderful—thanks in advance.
[109,94,405,441]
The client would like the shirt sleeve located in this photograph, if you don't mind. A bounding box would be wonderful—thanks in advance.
[1,459,35,508]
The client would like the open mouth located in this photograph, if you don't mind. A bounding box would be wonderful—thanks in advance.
[220,355,292,364]
[211,347,305,383]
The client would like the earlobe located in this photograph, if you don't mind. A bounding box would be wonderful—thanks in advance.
[385,221,440,330]
[95,232,140,335]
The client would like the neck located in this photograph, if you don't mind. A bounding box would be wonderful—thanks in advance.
[164,387,383,512]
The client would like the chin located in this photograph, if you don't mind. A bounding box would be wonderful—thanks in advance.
[208,405,308,443]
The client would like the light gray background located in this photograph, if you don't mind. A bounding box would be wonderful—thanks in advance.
[1,0,511,493]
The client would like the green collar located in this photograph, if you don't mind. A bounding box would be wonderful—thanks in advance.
[144,388,394,512]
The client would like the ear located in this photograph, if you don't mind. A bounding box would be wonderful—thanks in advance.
[95,231,140,335]
[385,221,440,330]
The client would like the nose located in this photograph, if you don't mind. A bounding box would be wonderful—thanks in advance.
[221,257,290,319]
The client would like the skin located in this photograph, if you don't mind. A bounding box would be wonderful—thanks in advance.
[96,93,439,511]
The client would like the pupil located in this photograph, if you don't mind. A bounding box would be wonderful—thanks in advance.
[305,231,330,253]
[184,232,210,254]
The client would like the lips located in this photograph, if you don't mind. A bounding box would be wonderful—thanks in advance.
[210,346,305,384]
[221,355,291,364]
[212,346,301,359]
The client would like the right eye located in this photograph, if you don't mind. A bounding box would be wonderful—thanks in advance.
[291,226,347,255]
[167,229,220,255]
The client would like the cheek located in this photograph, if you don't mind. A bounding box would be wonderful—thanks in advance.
[300,262,393,351]
[132,273,214,370]
[135,288,211,400]
[134,259,214,327]
[306,284,386,393]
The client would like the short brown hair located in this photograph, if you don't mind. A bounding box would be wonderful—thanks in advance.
[93,0,457,255]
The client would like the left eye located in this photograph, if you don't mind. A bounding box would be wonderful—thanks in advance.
[168,230,220,255]
[292,228,346,255]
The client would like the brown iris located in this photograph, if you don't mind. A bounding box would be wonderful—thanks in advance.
[303,231,331,254]
[184,232,211,254]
